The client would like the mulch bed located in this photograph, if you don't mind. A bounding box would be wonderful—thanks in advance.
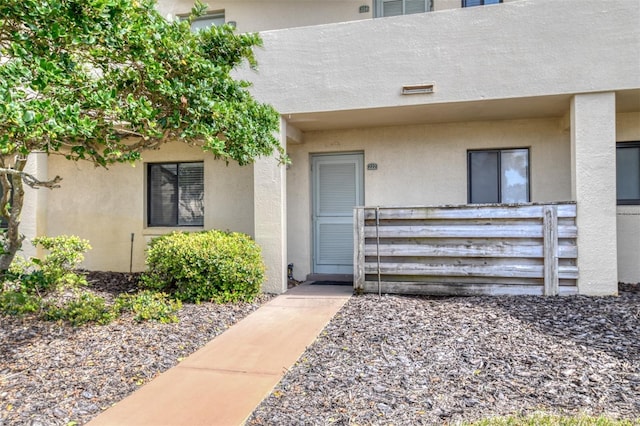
[249,283,640,425]
[0,272,274,426]
[1,276,639,425]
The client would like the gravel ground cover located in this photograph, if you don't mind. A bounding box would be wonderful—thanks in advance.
[249,284,640,425]
[0,272,274,426]
[1,274,639,426]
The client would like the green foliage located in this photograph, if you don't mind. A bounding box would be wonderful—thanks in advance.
[0,288,41,315]
[0,235,188,324]
[5,257,51,293]
[142,230,265,303]
[31,235,91,287]
[43,292,114,326]
[0,0,281,166]
[114,290,181,323]
[0,0,283,269]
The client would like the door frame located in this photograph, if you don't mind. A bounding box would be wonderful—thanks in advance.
[311,152,364,274]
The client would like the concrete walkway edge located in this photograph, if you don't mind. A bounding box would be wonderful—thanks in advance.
[88,284,352,426]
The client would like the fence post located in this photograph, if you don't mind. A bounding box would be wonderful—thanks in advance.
[543,205,559,296]
[354,207,365,291]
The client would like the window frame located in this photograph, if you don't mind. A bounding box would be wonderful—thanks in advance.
[616,141,640,205]
[147,161,205,228]
[462,0,503,7]
[187,10,226,31]
[374,0,433,18]
[467,147,531,204]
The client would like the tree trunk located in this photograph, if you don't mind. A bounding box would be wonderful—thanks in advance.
[0,158,27,271]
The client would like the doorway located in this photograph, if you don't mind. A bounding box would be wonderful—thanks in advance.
[312,153,364,274]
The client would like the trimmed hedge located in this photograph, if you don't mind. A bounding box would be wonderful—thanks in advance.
[142,230,265,303]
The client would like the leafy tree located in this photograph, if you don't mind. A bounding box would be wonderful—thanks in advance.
[0,0,283,269]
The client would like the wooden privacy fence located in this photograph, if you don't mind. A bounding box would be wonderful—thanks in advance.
[353,203,578,296]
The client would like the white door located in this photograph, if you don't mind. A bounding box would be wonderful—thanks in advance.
[312,153,364,274]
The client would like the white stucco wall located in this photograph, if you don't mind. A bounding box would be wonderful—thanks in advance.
[253,118,287,293]
[157,0,372,32]
[571,93,618,295]
[286,117,571,280]
[156,0,525,32]
[19,153,49,260]
[242,0,639,114]
[45,142,254,272]
[617,112,640,284]
[27,0,638,296]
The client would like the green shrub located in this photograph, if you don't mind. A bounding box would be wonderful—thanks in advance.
[142,230,265,303]
[3,257,51,294]
[31,235,91,288]
[44,292,114,326]
[114,290,182,323]
[1,260,47,315]
[0,289,41,315]
[0,236,92,318]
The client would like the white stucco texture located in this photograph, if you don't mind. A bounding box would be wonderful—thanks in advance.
[253,119,287,293]
[286,117,572,280]
[571,93,618,295]
[242,0,640,115]
[45,142,254,272]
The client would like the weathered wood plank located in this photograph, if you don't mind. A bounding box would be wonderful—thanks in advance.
[365,225,543,239]
[363,262,579,279]
[353,207,365,291]
[364,225,576,239]
[355,203,578,297]
[543,205,560,296]
[364,243,577,258]
[363,203,576,220]
[362,275,575,286]
[361,281,578,296]
[364,274,542,285]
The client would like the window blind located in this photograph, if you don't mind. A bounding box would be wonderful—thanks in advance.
[379,0,428,17]
[148,163,204,227]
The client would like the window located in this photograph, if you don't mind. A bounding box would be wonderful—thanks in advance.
[148,162,204,227]
[617,142,640,205]
[190,11,225,31]
[375,0,432,18]
[463,0,502,7]
[468,148,529,204]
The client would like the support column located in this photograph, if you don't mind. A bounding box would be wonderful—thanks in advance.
[570,92,617,295]
[253,117,287,294]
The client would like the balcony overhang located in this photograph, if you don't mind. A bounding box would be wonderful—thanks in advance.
[285,89,640,132]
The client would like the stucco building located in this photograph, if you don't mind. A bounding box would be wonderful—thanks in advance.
[22,0,640,295]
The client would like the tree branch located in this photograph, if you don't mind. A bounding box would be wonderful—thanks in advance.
[0,168,62,189]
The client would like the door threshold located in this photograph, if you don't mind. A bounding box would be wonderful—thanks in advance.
[306,273,353,283]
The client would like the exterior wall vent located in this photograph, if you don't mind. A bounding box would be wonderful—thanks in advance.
[359,5,370,13]
[401,83,435,95]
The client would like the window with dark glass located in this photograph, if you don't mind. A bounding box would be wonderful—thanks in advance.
[468,148,529,204]
[148,162,204,227]
[375,0,431,17]
[617,142,640,205]
[463,0,502,7]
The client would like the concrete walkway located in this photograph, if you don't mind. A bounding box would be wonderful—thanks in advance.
[88,283,352,426]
